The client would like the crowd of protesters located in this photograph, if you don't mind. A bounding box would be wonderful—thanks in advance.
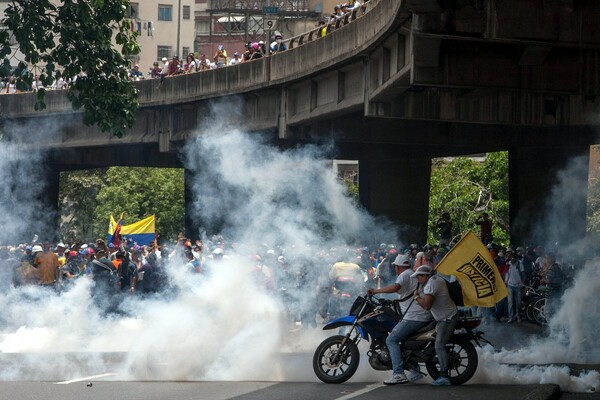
[0,216,580,325]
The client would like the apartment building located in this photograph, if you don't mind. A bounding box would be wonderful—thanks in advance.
[128,1,196,72]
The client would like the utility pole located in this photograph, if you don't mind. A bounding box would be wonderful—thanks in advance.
[176,0,182,56]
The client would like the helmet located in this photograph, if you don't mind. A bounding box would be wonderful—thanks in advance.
[251,42,259,50]
[218,44,224,51]
[31,245,43,253]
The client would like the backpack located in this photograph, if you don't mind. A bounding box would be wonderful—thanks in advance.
[444,278,464,306]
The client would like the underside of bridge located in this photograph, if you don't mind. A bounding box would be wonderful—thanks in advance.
[7,0,600,245]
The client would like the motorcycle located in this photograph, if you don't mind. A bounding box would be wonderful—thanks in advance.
[313,295,491,385]
[327,275,364,320]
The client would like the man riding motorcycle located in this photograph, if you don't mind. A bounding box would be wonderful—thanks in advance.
[368,254,431,385]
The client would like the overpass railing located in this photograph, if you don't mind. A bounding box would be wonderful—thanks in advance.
[0,0,401,116]
[285,0,380,50]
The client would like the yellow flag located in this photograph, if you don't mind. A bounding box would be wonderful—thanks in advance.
[435,231,508,307]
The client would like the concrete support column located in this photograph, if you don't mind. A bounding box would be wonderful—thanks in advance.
[359,157,432,244]
[41,163,60,242]
[184,168,200,240]
[509,146,590,246]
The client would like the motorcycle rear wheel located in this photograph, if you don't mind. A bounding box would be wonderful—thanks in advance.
[425,337,478,385]
[313,334,360,384]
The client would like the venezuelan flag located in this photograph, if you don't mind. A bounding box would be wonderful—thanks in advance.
[120,215,156,246]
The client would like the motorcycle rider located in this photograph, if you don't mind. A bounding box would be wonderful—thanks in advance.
[367,254,432,385]
[327,250,363,317]
[412,265,458,386]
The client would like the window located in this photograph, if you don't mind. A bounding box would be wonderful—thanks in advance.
[182,47,190,57]
[183,5,191,20]
[196,20,210,35]
[157,45,172,60]
[158,4,173,21]
[129,2,139,18]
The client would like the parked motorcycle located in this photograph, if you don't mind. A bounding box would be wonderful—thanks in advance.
[313,295,491,384]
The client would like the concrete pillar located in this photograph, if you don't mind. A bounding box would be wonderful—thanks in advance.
[41,163,60,242]
[509,146,590,246]
[184,168,200,240]
[359,157,432,244]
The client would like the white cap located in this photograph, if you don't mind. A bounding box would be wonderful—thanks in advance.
[31,245,43,253]
[410,265,433,278]
[392,254,410,267]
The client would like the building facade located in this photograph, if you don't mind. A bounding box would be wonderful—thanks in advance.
[128,1,196,72]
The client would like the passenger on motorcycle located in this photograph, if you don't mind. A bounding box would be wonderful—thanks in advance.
[412,265,458,386]
[367,254,432,385]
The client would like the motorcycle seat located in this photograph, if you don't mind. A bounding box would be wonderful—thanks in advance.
[415,321,436,333]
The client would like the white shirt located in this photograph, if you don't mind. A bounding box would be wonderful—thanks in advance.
[422,275,457,321]
[396,269,431,322]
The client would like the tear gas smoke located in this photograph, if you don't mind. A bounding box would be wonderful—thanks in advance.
[0,111,399,383]
[0,108,598,392]
[474,156,600,393]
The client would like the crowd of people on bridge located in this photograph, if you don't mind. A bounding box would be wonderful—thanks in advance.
[1,0,372,92]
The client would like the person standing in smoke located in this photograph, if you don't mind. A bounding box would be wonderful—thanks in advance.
[504,248,524,323]
[540,252,565,317]
[135,252,160,295]
[89,251,120,314]
[13,245,39,286]
[35,242,60,288]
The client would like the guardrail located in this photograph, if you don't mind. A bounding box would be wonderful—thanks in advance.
[284,0,380,50]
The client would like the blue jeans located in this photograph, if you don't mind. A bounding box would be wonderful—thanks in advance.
[386,319,430,374]
[435,314,458,372]
[507,285,522,320]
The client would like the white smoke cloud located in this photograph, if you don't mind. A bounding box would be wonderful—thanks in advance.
[0,102,598,394]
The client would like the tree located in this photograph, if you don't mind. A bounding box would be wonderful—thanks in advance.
[586,146,600,241]
[58,168,108,242]
[428,152,510,246]
[60,167,185,243]
[1,0,140,137]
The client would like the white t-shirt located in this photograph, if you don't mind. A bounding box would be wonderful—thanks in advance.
[422,275,457,321]
[505,259,523,286]
[396,269,431,322]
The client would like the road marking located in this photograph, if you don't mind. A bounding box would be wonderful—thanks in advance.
[55,373,116,385]
[334,382,383,400]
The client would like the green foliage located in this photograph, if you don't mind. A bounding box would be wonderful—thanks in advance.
[427,152,510,246]
[1,0,140,137]
[587,146,600,240]
[59,167,184,243]
[340,174,359,204]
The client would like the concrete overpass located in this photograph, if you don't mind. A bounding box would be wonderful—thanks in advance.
[2,0,600,244]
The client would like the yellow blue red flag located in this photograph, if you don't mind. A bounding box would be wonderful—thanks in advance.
[435,231,508,307]
[108,215,155,246]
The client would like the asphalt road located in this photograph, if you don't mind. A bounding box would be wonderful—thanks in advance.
[0,319,598,400]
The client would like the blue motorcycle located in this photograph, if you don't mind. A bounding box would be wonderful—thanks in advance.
[312,295,490,384]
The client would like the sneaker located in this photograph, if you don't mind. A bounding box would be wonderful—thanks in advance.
[384,373,409,385]
[431,376,451,386]
[407,368,427,382]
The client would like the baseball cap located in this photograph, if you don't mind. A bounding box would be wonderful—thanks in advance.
[411,265,433,278]
[392,254,410,267]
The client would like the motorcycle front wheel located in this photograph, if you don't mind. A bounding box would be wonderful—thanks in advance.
[425,337,478,385]
[313,334,360,384]
[530,297,547,326]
